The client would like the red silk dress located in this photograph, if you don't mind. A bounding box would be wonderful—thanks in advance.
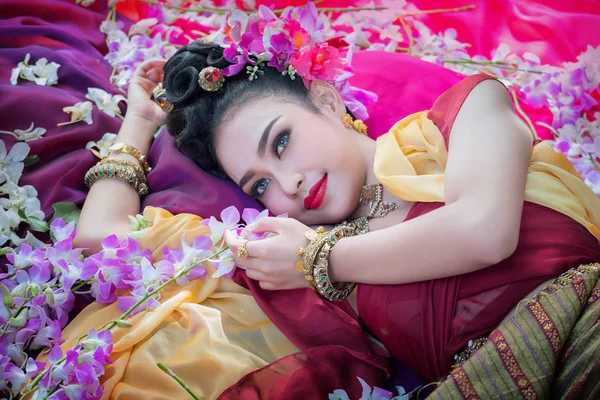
[356,75,600,382]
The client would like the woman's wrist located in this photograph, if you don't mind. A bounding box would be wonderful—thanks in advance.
[327,235,354,284]
[113,115,159,157]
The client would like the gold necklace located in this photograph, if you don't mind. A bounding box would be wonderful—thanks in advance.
[338,183,399,234]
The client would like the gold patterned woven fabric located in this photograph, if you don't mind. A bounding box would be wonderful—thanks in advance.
[428,263,600,400]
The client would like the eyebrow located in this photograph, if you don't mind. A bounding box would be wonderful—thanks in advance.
[238,115,282,189]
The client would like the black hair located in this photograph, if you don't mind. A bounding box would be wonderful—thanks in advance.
[163,41,319,179]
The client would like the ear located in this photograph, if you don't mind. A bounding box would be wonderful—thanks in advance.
[309,80,346,118]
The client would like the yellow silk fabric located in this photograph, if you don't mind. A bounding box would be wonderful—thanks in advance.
[374,111,600,240]
[42,207,298,400]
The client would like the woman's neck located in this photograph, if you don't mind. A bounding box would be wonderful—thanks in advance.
[347,134,409,221]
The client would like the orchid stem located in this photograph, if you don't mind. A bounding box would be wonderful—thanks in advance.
[401,5,475,17]
[444,59,546,74]
[56,120,81,127]
[157,362,203,400]
[397,16,414,54]
[0,296,32,339]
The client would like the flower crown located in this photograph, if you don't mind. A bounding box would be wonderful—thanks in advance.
[154,2,377,120]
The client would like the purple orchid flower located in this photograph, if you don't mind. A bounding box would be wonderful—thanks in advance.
[87,258,134,304]
[30,319,64,351]
[49,219,76,244]
[116,238,152,265]
[268,32,293,72]
[117,286,161,316]
[0,355,43,397]
[6,243,46,270]
[223,44,250,76]
[124,257,174,292]
[239,20,267,55]
[162,235,210,286]
[14,317,42,349]
[99,234,122,259]
[298,1,323,33]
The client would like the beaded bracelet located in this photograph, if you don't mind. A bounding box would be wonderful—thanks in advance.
[301,226,357,301]
[85,158,148,196]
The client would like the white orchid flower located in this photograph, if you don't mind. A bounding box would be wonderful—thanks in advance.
[86,133,117,158]
[10,53,60,86]
[12,231,49,250]
[0,123,46,142]
[211,249,236,278]
[0,141,30,183]
[129,18,159,37]
[10,54,35,85]
[208,206,241,245]
[31,57,60,86]
[57,101,94,126]
[85,88,127,118]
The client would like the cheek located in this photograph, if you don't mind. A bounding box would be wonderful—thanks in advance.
[261,186,301,216]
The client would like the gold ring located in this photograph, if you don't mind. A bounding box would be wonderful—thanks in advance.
[237,241,249,259]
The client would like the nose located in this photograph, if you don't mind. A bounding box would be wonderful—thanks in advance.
[279,171,304,198]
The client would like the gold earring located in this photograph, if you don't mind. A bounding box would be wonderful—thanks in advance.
[342,113,368,136]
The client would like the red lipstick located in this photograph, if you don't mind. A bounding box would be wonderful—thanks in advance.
[304,174,328,210]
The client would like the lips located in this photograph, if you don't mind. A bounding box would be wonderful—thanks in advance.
[304,174,328,210]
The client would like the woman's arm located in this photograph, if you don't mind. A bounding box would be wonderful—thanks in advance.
[74,60,166,255]
[329,80,534,285]
[74,115,158,255]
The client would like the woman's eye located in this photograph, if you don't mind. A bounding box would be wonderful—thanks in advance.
[273,130,290,159]
[252,178,271,198]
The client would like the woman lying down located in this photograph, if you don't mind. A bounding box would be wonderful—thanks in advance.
[55,6,600,400]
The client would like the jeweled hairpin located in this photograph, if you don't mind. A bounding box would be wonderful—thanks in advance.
[198,66,224,92]
[151,82,174,113]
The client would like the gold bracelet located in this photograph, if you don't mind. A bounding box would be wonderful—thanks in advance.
[109,142,151,174]
[300,226,327,290]
[85,159,148,196]
[301,226,357,301]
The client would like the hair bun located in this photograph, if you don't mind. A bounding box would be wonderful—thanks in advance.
[163,42,231,106]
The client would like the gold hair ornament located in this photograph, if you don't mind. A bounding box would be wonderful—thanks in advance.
[198,66,224,92]
[151,82,174,113]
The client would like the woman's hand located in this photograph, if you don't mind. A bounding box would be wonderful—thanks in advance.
[224,217,312,291]
[126,59,168,127]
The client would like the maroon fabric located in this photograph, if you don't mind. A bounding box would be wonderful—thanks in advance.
[356,75,600,382]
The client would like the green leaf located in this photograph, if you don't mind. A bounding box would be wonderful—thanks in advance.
[0,248,12,257]
[51,202,81,226]
[28,217,49,233]
[24,155,40,167]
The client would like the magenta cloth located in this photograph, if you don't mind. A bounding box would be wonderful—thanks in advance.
[1,0,598,396]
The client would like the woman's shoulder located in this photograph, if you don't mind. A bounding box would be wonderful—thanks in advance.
[427,74,504,148]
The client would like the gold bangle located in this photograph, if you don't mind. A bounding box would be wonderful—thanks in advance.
[312,226,357,301]
[301,226,357,300]
[301,227,329,290]
[109,142,151,174]
[85,160,148,196]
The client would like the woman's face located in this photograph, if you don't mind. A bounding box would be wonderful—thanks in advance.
[214,91,369,226]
